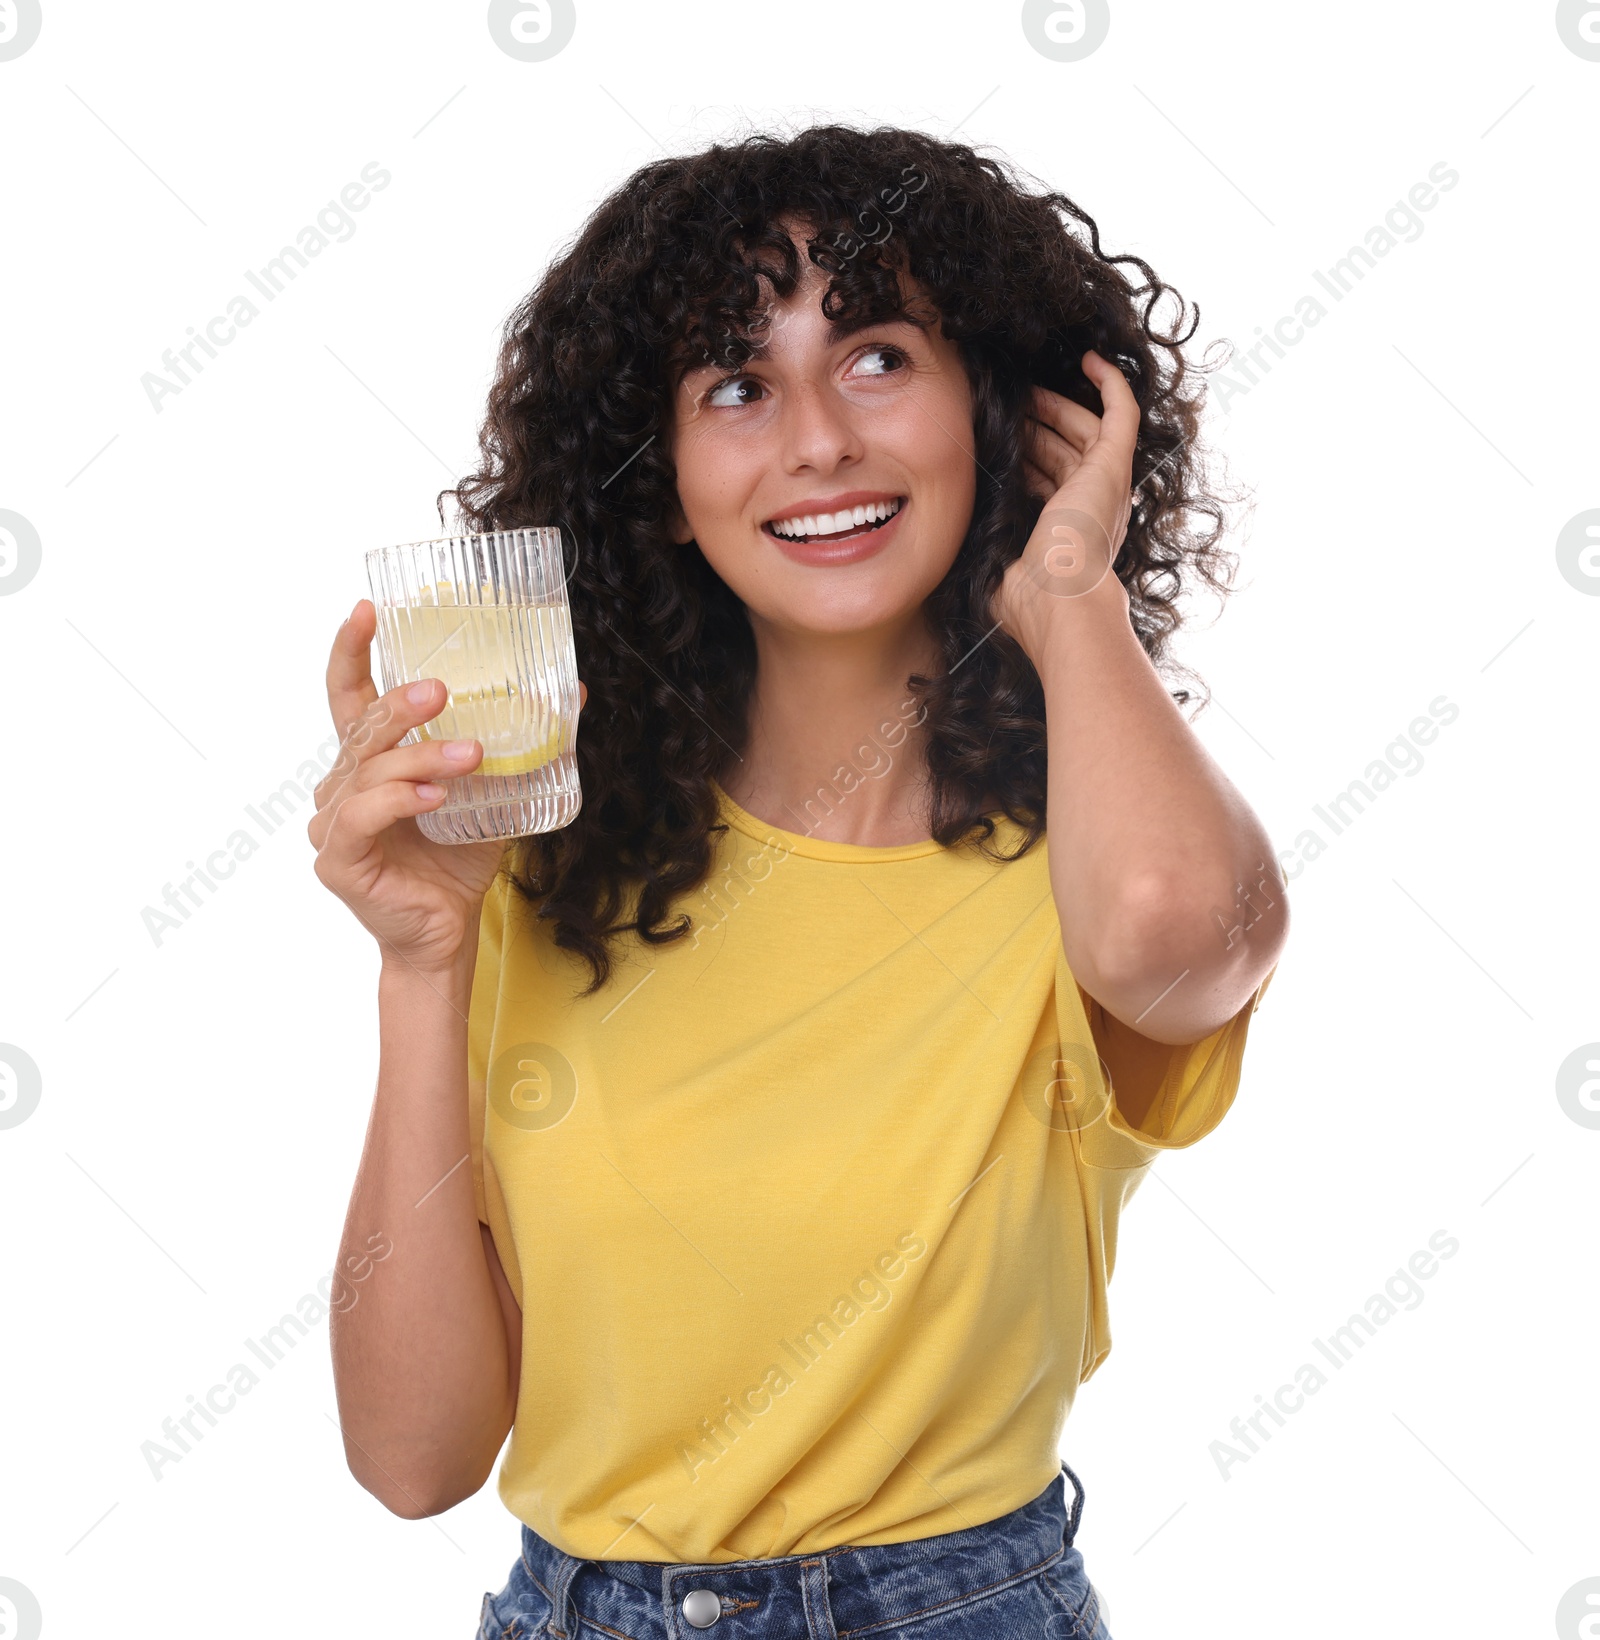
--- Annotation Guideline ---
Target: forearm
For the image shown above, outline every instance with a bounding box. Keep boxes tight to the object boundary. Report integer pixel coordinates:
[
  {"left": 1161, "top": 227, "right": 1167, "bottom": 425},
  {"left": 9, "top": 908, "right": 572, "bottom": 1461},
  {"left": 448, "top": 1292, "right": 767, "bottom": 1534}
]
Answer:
[
  {"left": 1033, "top": 578, "right": 1286, "bottom": 1043},
  {"left": 330, "top": 953, "right": 515, "bottom": 1516}
]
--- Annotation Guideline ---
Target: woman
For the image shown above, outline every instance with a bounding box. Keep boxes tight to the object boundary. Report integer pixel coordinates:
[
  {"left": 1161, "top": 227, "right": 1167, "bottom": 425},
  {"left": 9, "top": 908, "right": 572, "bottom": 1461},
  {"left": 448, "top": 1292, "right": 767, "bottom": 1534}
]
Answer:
[{"left": 309, "top": 124, "right": 1286, "bottom": 1638}]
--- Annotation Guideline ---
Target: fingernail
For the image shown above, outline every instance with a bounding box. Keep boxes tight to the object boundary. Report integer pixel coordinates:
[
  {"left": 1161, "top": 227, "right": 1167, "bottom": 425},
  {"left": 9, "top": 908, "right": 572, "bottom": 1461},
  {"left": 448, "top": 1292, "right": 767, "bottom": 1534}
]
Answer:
[
  {"left": 407, "top": 680, "right": 435, "bottom": 705},
  {"left": 443, "top": 739, "right": 477, "bottom": 761}
]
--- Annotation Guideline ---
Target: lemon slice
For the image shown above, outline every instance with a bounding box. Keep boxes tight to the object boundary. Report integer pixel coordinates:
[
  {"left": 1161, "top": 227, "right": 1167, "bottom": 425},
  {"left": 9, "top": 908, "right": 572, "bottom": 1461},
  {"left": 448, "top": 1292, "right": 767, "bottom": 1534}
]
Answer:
[
  {"left": 424, "top": 687, "right": 565, "bottom": 777},
  {"left": 379, "top": 599, "right": 573, "bottom": 779}
]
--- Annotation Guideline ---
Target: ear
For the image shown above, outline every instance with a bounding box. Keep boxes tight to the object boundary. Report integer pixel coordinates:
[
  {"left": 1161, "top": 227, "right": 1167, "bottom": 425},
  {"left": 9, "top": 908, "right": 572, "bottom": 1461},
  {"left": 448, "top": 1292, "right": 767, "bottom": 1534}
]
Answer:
[{"left": 666, "top": 497, "right": 694, "bottom": 546}]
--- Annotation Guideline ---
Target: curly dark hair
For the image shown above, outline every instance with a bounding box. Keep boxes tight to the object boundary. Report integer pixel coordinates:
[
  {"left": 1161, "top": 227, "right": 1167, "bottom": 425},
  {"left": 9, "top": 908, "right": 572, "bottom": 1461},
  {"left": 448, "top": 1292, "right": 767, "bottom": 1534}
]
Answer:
[{"left": 439, "top": 122, "right": 1240, "bottom": 996}]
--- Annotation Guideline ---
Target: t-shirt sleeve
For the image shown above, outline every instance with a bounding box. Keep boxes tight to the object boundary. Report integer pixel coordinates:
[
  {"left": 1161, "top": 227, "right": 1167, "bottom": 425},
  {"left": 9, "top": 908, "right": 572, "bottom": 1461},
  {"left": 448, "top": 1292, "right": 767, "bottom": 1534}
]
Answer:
[
  {"left": 1079, "top": 960, "right": 1278, "bottom": 1151},
  {"left": 465, "top": 871, "right": 509, "bottom": 1226}
]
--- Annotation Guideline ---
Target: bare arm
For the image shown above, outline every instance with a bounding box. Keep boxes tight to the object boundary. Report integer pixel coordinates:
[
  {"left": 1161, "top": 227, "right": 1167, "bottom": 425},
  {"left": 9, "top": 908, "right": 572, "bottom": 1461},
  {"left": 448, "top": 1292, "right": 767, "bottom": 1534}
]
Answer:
[
  {"left": 329, "top": 951, "right": 522, "bottom": 1517},
  {"left": 1032, "top": 570, "right": 1284, "bottom": 1047},
  {"left": 993, "top": 353, "right": 1287, "bottom": 1046},
  {"left": 307, "top": 600, "right": 574, "bottom": 1517}
]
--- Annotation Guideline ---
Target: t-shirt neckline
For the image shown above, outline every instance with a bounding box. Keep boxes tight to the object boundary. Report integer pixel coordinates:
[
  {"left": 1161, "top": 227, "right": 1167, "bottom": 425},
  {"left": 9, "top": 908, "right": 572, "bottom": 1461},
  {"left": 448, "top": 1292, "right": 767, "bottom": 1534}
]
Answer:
[{"left": 711, "top": 778, "right": 948, "bottom": 863}]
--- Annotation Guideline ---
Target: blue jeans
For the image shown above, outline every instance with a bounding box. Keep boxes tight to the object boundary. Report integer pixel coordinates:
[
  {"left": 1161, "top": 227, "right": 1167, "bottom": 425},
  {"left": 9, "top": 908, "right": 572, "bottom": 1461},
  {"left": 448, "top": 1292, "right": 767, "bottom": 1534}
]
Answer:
[{"left": 476, "top": 1460, "right": 1110, "bottom": 1638}]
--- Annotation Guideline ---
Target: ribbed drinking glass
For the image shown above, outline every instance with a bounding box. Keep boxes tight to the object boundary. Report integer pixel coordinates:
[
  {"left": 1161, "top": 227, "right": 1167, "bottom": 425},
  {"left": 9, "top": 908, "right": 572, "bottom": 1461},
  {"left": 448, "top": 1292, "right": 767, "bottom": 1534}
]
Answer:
[{"left": 364, "top": 529, "right": 581, "bottom": 844}]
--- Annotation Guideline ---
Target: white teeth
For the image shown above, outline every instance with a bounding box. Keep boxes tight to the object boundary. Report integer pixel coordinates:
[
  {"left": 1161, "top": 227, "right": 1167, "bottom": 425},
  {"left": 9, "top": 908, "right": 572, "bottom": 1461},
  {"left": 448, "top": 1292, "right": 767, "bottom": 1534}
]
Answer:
[{"left": 770, "top": 498, "right": 902, "bottom": 538}]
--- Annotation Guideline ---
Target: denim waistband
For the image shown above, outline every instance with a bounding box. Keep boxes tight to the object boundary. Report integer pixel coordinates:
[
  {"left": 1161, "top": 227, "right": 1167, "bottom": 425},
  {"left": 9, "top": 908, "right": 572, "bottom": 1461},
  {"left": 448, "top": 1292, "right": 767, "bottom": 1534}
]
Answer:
[{"left": 518, "top": 1460, "right": 1086, "bottom": 1639}]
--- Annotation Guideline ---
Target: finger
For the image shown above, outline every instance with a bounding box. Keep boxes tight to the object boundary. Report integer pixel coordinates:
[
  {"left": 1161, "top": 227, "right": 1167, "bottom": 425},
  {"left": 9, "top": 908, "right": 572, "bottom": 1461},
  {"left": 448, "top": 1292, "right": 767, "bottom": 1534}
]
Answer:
[
  {"left": 1023, "top": 442, "right": 1073, "bottom": 499},
  {"left": 1028, "top": 385, "right": 1101, "bottom": 452},
  {"left": 320, "top": 670, "right": 586, "bottom": 819},
  {"left": 1080, "top": 351, "right": 1142, "bottom": 459},
  {"left": 316, "top": 677, "right": 448, "bottom": 809},
  {"left": 327, "top": 598, "right": 381, "bottom": 740},
  {"left": 1025, "top": 415, "right": 1082, "bottom": 491},
  {"left": 346, "top": 736, "right": 484, "bottom": 800},
  {"left": 1024, "top": 411, "right": 1087, "bottom": 466},
  {"left": 1022, "top": 454, "right": 1058, "bottom": 503},
  {"left": 312, "top": 777, "right": 448, "bottom": 881},
  {"left": 1022, "top": 452, "right": 1062, "bottom": 501}
]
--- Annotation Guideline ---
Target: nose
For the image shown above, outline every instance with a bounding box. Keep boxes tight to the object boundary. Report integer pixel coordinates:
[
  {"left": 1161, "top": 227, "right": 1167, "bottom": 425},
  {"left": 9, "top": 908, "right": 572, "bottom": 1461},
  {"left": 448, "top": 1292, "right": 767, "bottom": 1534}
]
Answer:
[{"left": 779, "top": 378, "right": 864, "bottom": 475}]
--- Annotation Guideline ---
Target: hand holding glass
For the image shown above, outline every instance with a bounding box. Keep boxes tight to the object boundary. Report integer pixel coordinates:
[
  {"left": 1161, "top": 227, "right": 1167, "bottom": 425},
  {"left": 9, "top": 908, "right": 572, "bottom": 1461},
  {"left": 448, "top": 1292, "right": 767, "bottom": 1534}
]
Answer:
[{"left": 365, "top": 529, "right": 582, "bottom": 844}]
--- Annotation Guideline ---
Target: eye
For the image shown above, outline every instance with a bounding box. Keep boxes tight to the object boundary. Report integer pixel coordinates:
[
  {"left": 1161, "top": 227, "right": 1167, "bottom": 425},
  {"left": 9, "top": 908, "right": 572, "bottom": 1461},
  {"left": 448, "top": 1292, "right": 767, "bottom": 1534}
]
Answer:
[
  {"left": 850, "top": 344, "right": 909, "bottom": 379},
  {"left": 706, "top": 374, "right": 766, "bottom": 408}
]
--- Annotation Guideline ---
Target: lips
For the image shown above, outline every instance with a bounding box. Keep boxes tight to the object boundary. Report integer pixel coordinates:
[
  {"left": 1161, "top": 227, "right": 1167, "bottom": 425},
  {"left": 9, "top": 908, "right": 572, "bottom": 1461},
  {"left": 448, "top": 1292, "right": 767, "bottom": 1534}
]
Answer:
[
  {"left": 762, "top": 495, "right": 905, "bottom": 545},
  {"left": 763, "top": 494, "right": 908, "bottom": 566}
]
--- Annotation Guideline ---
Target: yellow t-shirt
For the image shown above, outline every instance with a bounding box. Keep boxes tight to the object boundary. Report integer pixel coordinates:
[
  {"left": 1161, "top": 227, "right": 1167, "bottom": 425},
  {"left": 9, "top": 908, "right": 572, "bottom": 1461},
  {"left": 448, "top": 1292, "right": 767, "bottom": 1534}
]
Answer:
[{"left": 466, "top": 779, "right": 1274, "bottom": 1563}]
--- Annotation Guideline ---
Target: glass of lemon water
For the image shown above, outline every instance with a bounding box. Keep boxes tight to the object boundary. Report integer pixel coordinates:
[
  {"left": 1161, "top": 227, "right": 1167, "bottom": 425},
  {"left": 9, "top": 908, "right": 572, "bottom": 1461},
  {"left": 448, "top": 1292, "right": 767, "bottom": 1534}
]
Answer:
[{"left": 365, "top": 528, "right": 581, "bottom": 844}]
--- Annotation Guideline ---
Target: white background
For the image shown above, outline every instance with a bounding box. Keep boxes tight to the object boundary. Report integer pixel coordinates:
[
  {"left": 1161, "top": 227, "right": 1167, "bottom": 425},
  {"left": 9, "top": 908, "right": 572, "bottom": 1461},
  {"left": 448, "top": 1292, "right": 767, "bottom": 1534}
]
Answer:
[{"left": 2, "top": 2, "right": 1597, "bottom": 1636}]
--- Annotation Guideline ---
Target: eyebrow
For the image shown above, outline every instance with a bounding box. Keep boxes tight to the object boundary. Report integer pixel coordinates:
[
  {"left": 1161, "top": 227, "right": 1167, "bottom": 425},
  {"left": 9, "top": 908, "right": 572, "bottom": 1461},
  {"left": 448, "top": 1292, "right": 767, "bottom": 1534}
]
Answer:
[{"left": 678, "top": 312, "right": 924, "bottom": 377}]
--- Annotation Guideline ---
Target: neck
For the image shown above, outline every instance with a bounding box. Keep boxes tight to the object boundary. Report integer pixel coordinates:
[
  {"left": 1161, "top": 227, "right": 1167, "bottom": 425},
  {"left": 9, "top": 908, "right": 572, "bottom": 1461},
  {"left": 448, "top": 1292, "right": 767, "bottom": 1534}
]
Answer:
[{"left": 719, "top": 613, "right": 941, "bottom": 846}]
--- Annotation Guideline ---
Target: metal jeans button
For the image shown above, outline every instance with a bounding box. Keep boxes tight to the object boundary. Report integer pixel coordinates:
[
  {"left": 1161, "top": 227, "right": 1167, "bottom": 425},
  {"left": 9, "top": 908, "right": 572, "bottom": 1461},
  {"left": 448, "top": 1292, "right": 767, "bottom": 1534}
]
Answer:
[{"left": 682, "top": 1587, "right": 722, "bottom": 1627}]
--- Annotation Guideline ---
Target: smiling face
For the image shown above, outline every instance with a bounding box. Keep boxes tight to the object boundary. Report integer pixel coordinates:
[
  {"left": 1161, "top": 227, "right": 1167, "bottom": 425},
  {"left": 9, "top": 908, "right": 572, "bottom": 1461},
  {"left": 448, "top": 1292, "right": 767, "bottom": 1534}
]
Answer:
[{"left": 667, "top": 242, "right": 977, "bottom": 641}]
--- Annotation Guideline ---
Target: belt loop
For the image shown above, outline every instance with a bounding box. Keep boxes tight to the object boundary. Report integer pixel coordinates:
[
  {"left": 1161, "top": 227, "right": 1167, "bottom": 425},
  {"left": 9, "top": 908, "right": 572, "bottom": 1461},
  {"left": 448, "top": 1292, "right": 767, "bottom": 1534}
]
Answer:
[
  {"left": 801, "top": 1555, "right": 840, "bottom": 1640},
  {"left": 1058, "top": 1458, "right": 1086, "bottom": 1548},
  {"left": 545, "top": 1549, "right": 589, "bottom": 1639}
]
